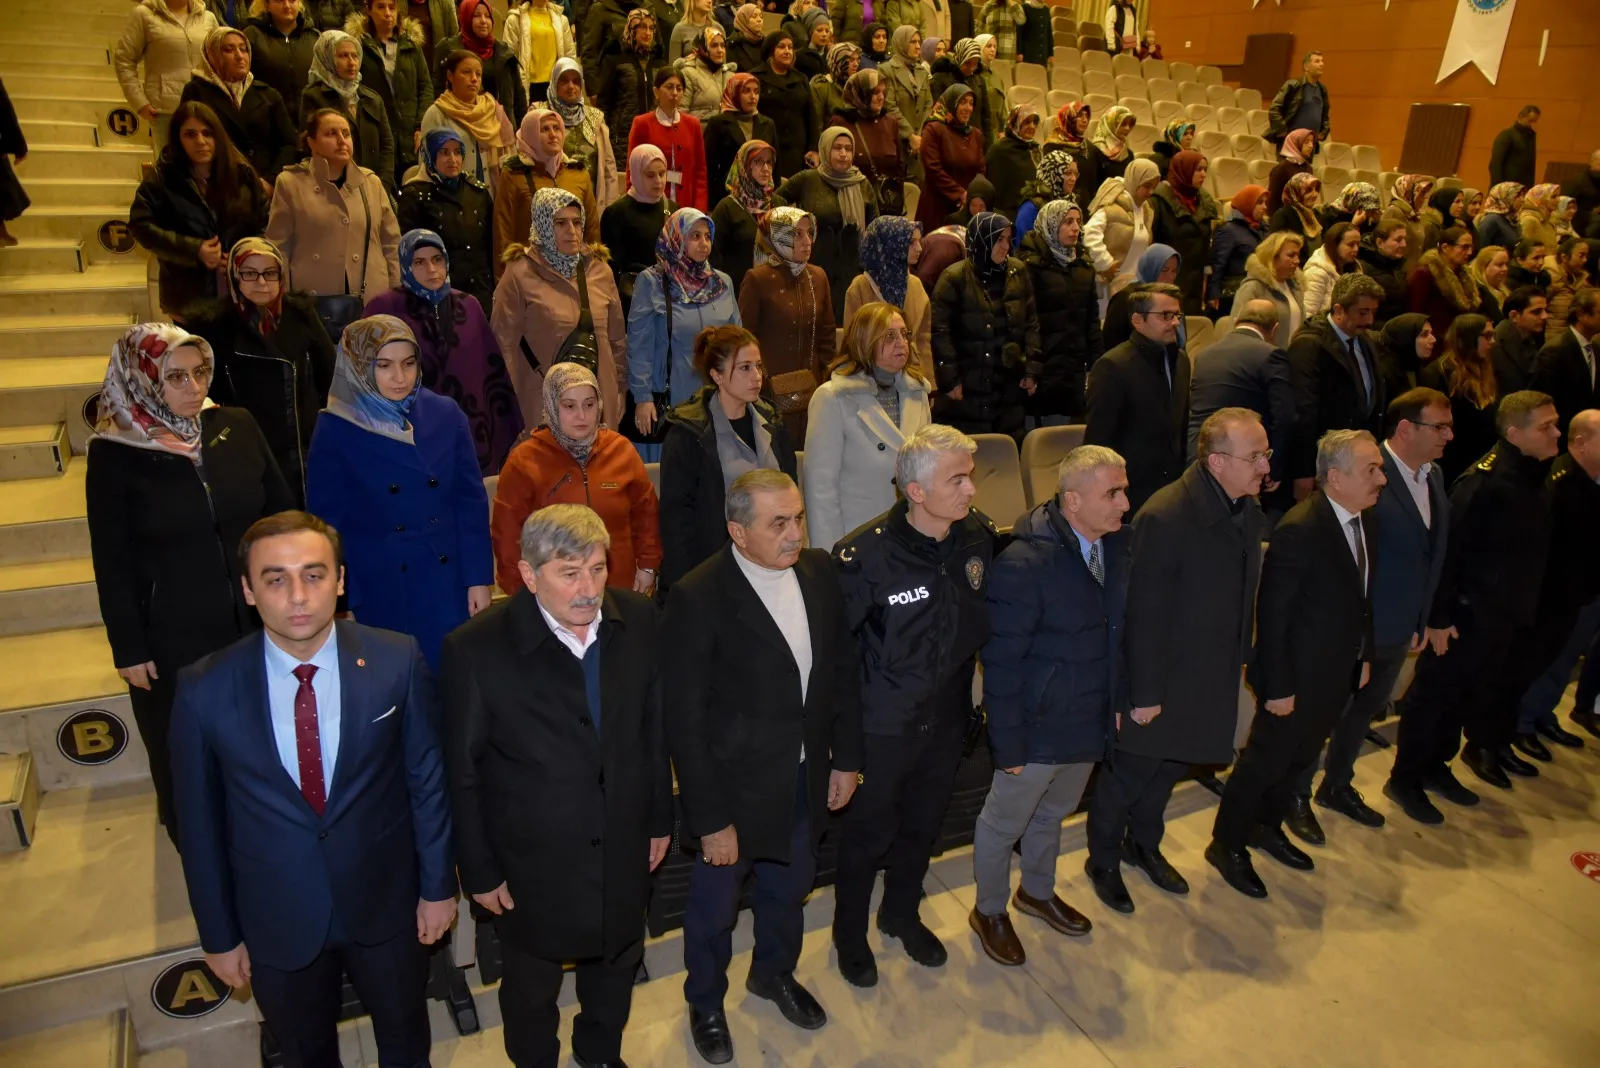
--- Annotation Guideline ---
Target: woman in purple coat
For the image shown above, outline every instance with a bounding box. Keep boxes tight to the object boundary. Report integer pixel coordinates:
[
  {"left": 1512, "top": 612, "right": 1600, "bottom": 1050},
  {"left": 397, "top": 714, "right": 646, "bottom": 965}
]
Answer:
[{"left": 364, "top": 227, "right": 523, "bottom": 473}]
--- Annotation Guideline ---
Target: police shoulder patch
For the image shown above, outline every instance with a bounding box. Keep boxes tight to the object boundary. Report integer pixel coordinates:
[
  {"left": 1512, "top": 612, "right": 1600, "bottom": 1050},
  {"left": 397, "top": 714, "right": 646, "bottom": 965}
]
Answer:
[{"left": 965, "top": 555, "right": 985, "bottom": 590}]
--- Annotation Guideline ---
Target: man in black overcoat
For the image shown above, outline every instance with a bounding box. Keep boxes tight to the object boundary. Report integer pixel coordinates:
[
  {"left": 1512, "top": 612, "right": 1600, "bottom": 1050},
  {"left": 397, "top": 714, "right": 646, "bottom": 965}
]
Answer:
[
  {"left": 1083, "top": 407, "right": 1269, "bottom": 914},
  {"left": 1285, "top": 273, "right": 1388, "bottom": 501},
  {"left": 664, "top": 470, "right": 864, "bottom": 1066},
  {"left": 441, "top": 503, "right": 673, "bottom": 1068}
]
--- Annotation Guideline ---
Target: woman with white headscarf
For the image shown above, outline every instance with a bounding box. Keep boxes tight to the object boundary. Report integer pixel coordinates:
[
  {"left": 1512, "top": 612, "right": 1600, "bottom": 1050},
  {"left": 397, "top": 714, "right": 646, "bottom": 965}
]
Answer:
[
  {"left": 545, "top": 57, "right": 621, "bottom": 206},
  {"left": 1082, "top": 156, "right": 1159, "bottom": 305},
  {"left": 299, "top": 28, "right": 396, "bottom": 191},
  {"left": 180, "top": 24, "right": 298, "bottom": 179}
]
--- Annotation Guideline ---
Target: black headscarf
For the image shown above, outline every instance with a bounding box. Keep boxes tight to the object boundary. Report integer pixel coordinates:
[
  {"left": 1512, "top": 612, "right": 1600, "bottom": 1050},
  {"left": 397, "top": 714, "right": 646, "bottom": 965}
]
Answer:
[{"left": 966, "top": 211, "right": 1013, "bottom": 288}]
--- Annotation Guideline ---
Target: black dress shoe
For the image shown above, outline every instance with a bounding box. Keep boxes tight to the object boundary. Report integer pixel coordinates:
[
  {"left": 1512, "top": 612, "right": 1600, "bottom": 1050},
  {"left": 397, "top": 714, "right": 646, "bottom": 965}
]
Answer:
[
  {"left": 1364, "top": 728, "right": 1393, "bottom": 749},
  {"left": 1196, "top": 771, "right": 1227, "bottom": 797},
  {"left": 1085, "top": 858, "right": 1134, "bottom": 914},
  {"left": 1130, "top": 843, "right": 1190, "bottom": 894},
  {"left": 1535, "top": 719, "right": 1585, "bottom": 748},
  {"left": 1315, "top": 784, "right": 1386, "bottom": 827},
  {"left": 1572, "top": 707, "right": 1600, "bottom": 740},
  {"left": 1494, "top": 743, "right": 1539, "bottom": 776},
  {"left": 689, "top": 1008, "right": 733, "bottom": 1064},
  {"left": 834, "top": 938, "right": 878, "bottom": 988},
  {"left": 745, "top": 971, "right": 826, "bottom": 1030},
  {"left": 1204, "top": 841, "right": 1268, "bottom": 898},
  {"left": 877, "top": 912, "right": 948, "bottom": 967},
  {"left": 1512, "top": 732, "right": 1553, "bottom": 763},
  {"left": 1422, "top": 767, "right": 1480, "bottom": 807},
  {"left": 1284, "top": 795, "right": 1326, "bottom": 845},
  {"left": 1461, "top": 744, "right": 1513, "bottom": 790},
  {"left": 1250, "top": 824, "right": 1314, "bottom": 871},
  {"left": 574, "top": 1056, "right": 629, "bottom": 1068},
  {"left": 1383, "top": 779, "right": 1444, "bottom": 825}
]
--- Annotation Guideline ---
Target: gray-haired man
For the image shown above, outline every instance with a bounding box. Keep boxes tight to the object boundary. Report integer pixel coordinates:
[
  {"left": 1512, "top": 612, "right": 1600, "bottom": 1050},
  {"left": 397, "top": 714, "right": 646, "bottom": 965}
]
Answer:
[
  {"left": 831, "top": 424, "right": 999, "bottom": 988},
  {"left": 969, "top": 446, "right": 1130, "bottom": 965},
  {"left": 441, "top": 504, "right": 673, "bottom": 1068}
]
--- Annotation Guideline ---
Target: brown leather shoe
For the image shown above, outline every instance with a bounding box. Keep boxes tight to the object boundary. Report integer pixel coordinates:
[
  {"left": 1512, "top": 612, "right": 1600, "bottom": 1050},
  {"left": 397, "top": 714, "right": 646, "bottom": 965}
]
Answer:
[
  {"left": 1013, "top": 888, "right": 1093, "bottom": 937},
  {"left": 968, "top": 907, "right": 1025, "bottom": 966}
]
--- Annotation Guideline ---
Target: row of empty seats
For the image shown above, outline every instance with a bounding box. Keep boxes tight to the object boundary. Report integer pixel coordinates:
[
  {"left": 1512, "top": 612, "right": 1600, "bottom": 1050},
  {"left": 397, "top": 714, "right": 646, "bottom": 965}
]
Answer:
[{"left": 996, "top": 55, "right": 1239, "bottom": 99}]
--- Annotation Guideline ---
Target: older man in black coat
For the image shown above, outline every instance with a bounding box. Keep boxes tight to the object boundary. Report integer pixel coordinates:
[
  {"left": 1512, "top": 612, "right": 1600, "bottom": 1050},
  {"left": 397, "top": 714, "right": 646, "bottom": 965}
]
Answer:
[
  {"left": 441, "top": 504, "right": 673, "bottom": 1068},
  {"left": 665, "top": 470, "right": 863, "bottom": 1065},
  {"left": 1083, "top": 407, "right": 1269, "bottom": 914}
]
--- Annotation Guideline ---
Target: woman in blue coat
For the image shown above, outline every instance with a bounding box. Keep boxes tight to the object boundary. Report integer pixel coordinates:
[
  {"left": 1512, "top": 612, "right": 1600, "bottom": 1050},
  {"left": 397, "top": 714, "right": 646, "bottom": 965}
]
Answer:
[{"left": 306, "top": 313, "right": 493, "bottom": 668}]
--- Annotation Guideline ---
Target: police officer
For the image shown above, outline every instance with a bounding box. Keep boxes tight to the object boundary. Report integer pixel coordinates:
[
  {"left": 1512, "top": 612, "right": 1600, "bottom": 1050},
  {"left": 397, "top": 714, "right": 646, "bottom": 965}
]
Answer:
[
  {"left": 830, "top": 424, "right": 998, "bottom": 988},
  {"left": 1388, "top": 391, "right": 1561, "bottom": 823}
]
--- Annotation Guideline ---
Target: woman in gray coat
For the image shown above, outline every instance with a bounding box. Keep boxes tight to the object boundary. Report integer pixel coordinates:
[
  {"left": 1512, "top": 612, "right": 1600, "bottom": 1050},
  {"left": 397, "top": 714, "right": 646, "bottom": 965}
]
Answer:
[{"left": 802, "top": 300, "right": 933, "bottom": 550}]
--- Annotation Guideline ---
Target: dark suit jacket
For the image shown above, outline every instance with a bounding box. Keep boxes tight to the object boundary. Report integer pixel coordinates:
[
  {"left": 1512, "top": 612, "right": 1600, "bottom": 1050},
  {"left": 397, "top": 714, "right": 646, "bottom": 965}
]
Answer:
[
  {"left": 1251, "top": 490, "right": 1376, "bottom": 714},
  {"left": 1491, "top": 318, "right": 1542, "bottom": 397},
  {"left": 1286, "top": 316, "right": 1387, "bottom": 481},
  {"left": 170, "top": 622, "right": 455, "bottom": 971},
  {"left": 1539, "top": 452, "right": 1600, "bottom": 618},
  {"left": 1184, "top": 326, "right": 1296, "bottom": 485},
  {"left": 1367, "top": 443, "right": 1449, "bottom": 648},
  {"left": 440, "top": 588, "right": 671, "bottom": 960},
  {"left": 1530, "top": 328, "right": 1600, "bottom": 440},
  {"left": 663, "top": 545, "right": 864, "bottom": 862},
  {"left": 1084, "top": 333, "right": 1192, "bottom": 516}
]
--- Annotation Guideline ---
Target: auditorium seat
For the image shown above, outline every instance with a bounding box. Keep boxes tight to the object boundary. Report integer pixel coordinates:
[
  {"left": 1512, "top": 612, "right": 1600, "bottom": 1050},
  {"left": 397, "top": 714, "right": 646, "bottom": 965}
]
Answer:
[
  {"left": 1186, "top": 103, "right": 1217, "bottom": 131},
  {"left": 1206, "top": 85, "right": 1236, "bottom": 111},
  {"left": 1168, "top": 61, "right": 1197, "bottom": 83},
  {"left": 1436, "top": 174, "right": 1463, "bottom": 190},
  {"left": 1015, "top": 62, "right": 1049, "bottom": 91},
  {"left": 1185, "top": 316, "right": 1215, "bottom": 356},
  {"left": 1153, "top": 99, "right": 1186, "bottom": 127},
  {"left": 1084, "top": 92, "right": 1115, "bottom": 118},
  {"left": 1053, "top": 46, "right": 1080, "bottom": 70},
  {"left": 1141, "top": 58, "right": 1168, "bottom": 80},
  {"left": 1210, "top": 156, "right": 1251, "bottom": 200},
  {"left": 1038, "top": 116, "right": 1056, "bottom": 141},
  {"left": 1320, "top": 166, "right": 1353, "bottom": 197},
  {"left": 1379, "top": 170, "right": 1403, "bottom": 206},
  {"left": 992, "top": 59, "right": 1013, "bottom": 89},
  {"left": 1126, "top": 123, "right": 1157, "bottom": 155},
  {"left": 1196, "top": 65, "right": 1224, "bottom": 86},
  {"left": 1121, "top": 98, "right": 1154, "bottom": 126},
  {"left": 1045, "top": 88, "right": 1079, "bottom": 113},
  {"left": 1080, "top": 49, "right": 1112, "bottom": 75},
  {"left": 1177, "top": 81, "right": 1208, "bottom": 108},
  {"left": 1052, "top": 69, "right": 1083, "bottom": 94},
  {"left": 1235, "top": 87, "right": 1263, "bottom": 112},
  {"left": 645, "top": 462, "right": 660, "bottom": 495},
  {"left": 1111, "top": 53, "right": 1142, "bottom": 79},
  {"left": 1246, "top": 109, "right": 1270, "bottom": 136},
  {"left": 483, "top": 475, "right": 498, "bottom": 522},
  {"left": 1248, "top": 158, "right": 1275, "bottom": 184},
  {"left": 1216, "top": 107, "right": 1247, "bottom": 137},
  {"left": 1352, "top": 144, "right": 1382, "bottom": 172},
  {"left": 1351, "top": 167, "right": 1382, "bottom": 193},
  {"left": 1146, "top": 76, "right": 1178, "bottom": 103},
  {"left": 1114, "top": 74, "right": 1147, "bottom": 99},
  {"left": 1008, "top": 84, "right": 1046, "bottom": 113},
  {"left": 795, "top": 449, "right": 804, "bottom": 490},
  {"left": 1053, "top": 29, "right": 1076, "bottom": 49},
  {"left": 1319, "top": 140, "right": 1355, "bottom": 172},
  {"left": 1213, "top": 315, "right": 1234, "bottom": 338},
  {"left": 1083, "top": 69, "right": 1116, "bottom": 97},
  {"left": 970, "top": 435, "right": 1028, "bottom": 533},
  {"left": 1196, "top": 129, "right": 1230, "bottom": 160},
  {"left": 1019, "top": 425, "right": 1086, "bottom": 509}
]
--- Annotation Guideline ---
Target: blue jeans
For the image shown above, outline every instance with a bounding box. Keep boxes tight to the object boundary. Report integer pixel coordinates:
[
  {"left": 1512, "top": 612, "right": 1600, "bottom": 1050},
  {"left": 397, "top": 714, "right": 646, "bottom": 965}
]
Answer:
[{"left": 1518, "top": 599, "right": 1600, "bottom": 732}]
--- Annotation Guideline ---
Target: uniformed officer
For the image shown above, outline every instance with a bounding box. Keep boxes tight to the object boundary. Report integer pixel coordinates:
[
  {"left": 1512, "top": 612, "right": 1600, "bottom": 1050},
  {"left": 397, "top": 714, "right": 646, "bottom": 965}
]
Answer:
[
  {"left": 1388, "top": 391, "right": 1561, "bottom": 823},
  {"left": 830, "top": 424, "right": 999, "bottom": 989}
]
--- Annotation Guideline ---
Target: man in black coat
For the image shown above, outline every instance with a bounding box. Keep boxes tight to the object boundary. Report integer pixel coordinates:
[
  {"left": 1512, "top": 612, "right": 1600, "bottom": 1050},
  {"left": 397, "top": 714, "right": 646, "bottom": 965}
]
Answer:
[
  {"left": 1286, "top": 273, "right": 1388, "bottom": 500},
  {"left": 1207, "top": 430, "right": 1382, "bottom": 898},
  {"left": 1388, "top": 392, "right": 1561, "bottom": 822},
  {"left": 1185, "top": 298, "right": 1295, "bottom": 491},
  {"left": 830, "top": 426, "right": 997, "bottom": 986},
  {"left": 1083, "top": 408, "right": 1269, "bottom": 914},
  {"left": 1085, "top": 281, "right": 1192, "bottom": 516},
  {"left": 1488, "top": 105, "right": 1540, "bottom": 189},
  {"left": 664, "top": 470, "right": 863, "bottom": 1065},
  {"left": 1267, "top": 50, "right": 1330, "bottom": 146},
  {"left": 1530, "top": 286, "right": 1600, "bottom": 441},
  {"left": 1564, "top": 150, "right": 1600, "bottom": 239},
  {"left": 441, "top": 504, "right": 672, "bottom": 1068},
  {"left": 1292, "top": 388, "right": 1453, "bottom": 834},
  {"left": 969, "top": 444, "right": 1128, "bottom": 965},
  {"left": 1491, "top": 287, "right": 1550, "bottom": 396}
]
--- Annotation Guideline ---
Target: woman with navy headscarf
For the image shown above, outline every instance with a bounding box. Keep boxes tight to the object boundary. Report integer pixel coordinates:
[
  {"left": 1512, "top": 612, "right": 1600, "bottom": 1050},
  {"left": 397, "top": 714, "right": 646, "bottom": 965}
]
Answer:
[
  {"left": 364, "top": 228, "right": 522, "bottom": 474},
  {"left": 397, "top": 127, "right": 497, "bottom": 311},
  {"left": 305, "top": 313, "right": 495, "bottom": 668}
]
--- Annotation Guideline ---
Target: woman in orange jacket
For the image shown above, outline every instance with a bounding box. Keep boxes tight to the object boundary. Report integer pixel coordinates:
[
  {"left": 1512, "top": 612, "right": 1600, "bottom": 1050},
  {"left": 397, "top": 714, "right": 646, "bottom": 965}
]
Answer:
[{"left": 490, "top": 361, "right": 664, "bottom": 595}]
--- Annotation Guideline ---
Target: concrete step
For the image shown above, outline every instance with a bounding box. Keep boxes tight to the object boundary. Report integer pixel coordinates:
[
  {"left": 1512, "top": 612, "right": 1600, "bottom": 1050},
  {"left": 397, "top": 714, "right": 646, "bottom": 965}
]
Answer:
[
  {"left": 11, "top": 209, "right": 149, "bottom": 268},
  {"left": 13, "top": 177, "right": 141, "bottom": 212},
  {"left": 0, "top": 463, "right": 90, "bottom": 573},
  {"left": 9, "top": 97, "right": 152, "bottom": 146},
  {"left": 0, "top": 357, "right": 110, "bottom": 452},
  {"left": 0, "top": 44, "right": 112, "bottom": 69},
  {"left": 0, "top": 557, "right": 100, "bottom": 638},
  {"left": 17, "top": 120, "right": 101, "bottom": 148},
  {"left": 0, "top": 625, "right": 124, "bottom": 719},
  {"left": 18, "top": 75, "right": 130, "bottom": 101},
  {"left": 0, "top": 315, "right": 130, "bottom": 359},
  {"left": 11, "top": 0, "right": 131, "bottom": 14},
  {"left": 6, "top": 12, "right": 132, "bottom": 37},
  {"left": 0, "top": 751, "right": 40, "bottom": 852},
  {"left": 0, "top": 423, "right": 68, "bottom": 481},
  {"left": 17, "top": 144, "right": 151, "bottom": 183},
  {"left": 0, "top": 264, "right": 148, "bottom": 318},
  {"left": 0, "top": 238, "right": 85, "bottom": 275},
  {"left": 0, "top": 62, "right": 119, "bottom": 89},
  {"left": 0, "top": 1010, "right": 133, "bottom": 1068}
]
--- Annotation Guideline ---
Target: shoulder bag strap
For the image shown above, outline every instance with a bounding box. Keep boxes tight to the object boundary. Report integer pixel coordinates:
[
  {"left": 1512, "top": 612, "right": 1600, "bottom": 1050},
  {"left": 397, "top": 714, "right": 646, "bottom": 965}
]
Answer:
[
  {"left": 576, "top": 256, "right": 594, "bottom": 333},
  {"left": 355, "top": 179, "right": 373, "bottom": 298},
  {"left": 661, "top": 265, "right": 673, "bottom": 397}
]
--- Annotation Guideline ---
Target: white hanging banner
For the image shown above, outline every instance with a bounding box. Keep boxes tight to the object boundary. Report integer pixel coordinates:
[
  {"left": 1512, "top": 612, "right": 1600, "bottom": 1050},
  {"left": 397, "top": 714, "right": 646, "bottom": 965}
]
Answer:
[
  {"left": 1436, "top": 0, "right": 1518, "bottom": 85},
  {"left": 1251, "top": 0, "right": 1281, "bottom": 7}
]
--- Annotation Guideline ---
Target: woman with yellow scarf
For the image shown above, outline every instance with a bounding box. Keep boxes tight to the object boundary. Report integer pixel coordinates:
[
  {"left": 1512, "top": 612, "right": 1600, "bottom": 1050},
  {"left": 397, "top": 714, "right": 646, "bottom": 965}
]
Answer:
[{"left": 420, "top": 48, "right": 514, "bottom": 193}]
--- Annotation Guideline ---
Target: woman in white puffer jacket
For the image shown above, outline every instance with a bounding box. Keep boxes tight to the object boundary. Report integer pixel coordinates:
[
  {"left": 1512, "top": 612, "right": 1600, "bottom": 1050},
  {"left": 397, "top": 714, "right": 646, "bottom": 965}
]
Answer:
[{"left": 114, "top": 0, "right": 218, "bottom": 153}]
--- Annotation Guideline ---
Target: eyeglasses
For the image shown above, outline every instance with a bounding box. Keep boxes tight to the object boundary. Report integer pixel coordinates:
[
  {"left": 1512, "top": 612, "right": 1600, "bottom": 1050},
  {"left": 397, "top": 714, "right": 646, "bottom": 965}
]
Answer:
[
  {"left": 1216, "top": 449, "right": 1273, "bottom": 465},
  {"left": 882, "top": 328, "right": 910, "bottom": 343},
  {"left": 1146, "top": 310, "right": 1184, "bottom": 322},
  {"left": 1410, "top": 420, "right": 1454, "bottom": 432},
  {"left": 236, "top": 267, "right": 281, "bottom": 283},
  {"left": 163, "top": 366, "right": 214, "bottom": 390}
]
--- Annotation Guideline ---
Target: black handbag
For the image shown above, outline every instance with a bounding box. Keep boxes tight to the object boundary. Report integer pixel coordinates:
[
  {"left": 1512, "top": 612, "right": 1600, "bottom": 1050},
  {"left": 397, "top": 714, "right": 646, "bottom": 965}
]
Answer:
[
  {"left": 550, "top": 262, "right": 601, "bottom": 376},
  {"left": 621, "top": 267, "right": 673, "bottom": 445},
  {"left": 314, "top": 179, "right": 374, "bottom": 344},
  {"left": 850, "top": 120, "right": 904, "bottom": 215},
  {"left": 963, "top": 701, "right": 988, "bottom": 757}
]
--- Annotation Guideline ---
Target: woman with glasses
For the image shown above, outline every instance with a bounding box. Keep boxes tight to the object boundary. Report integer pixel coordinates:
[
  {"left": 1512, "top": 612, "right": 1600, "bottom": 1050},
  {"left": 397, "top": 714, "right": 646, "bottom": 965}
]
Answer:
[
  {"left": 86, "top": 323, "right": 295, "bottom": 847},
  {"left": 184, "top": 237, "right": 337, "bottom": 503},
  {"left": 1418, "top": 313, "right": 1497, "bottom": 484}
]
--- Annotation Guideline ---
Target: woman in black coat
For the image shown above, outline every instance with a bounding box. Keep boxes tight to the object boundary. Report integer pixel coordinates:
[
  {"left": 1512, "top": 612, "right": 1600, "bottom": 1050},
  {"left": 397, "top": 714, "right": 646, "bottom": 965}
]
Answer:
[
  {"left": 930, "top": 211, "right": 1042, "bottom": 438},
  {"left": 0, "top": 76, "right": 27, "bottom": 246},
  {"left": 182, "top": 237, "right": 336, "bottom": 502},
  {"left": 709, "top": 139, "right": 781, "bottom": 295},
  {"left": 299, "top": 29, "right": 397, "bottom": 195},
  {"left": 1017, "top": 199, "right": 1101, "bottom": 421},
  {"left": 128, "top": 102, "right": 272, "bottom": 320},
  {"left": 659, "top": 325, "right": 797, "bottom": 588},
  {"left": 86, "top": 324, "right": 294, "bottom": 845},
  {"left": 397, "top": 128, "right": 496, "bottom": 310},
  {"left": 985, "top": 104, "right": 1040, "bottom": 221},
  {"left": 596, "top": 10, "right": 664, "bottom": 171},
  {"left": 703, "top": 71, "right": 779, "bottom": 201},
  {"left": 244, "top": 5, "right": 321, "bottom": 108},
  {"left": 1149, "top": 151, "right": 1220, "bottom": 314},
  {"left": 180, "top": 27, "right": 298, "bottom": 181},
  {"left": 352, "top": 3, "right": 435, "bottom": 185},
  {"left": 754, "top": 31, "right": 819, "bottom": 181}
]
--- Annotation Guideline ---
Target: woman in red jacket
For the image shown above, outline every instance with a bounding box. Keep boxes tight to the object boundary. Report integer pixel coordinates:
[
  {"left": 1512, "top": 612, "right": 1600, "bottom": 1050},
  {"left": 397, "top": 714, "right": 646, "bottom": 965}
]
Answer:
[
  {"left": 489, "top": 361, "right": 664, "bottom": 596},
  {"left": 627, "top": 66, "right": 709, "bottom": 211},
  {"left": 916, "top": 83, "right": 985, "bottom": 233}
]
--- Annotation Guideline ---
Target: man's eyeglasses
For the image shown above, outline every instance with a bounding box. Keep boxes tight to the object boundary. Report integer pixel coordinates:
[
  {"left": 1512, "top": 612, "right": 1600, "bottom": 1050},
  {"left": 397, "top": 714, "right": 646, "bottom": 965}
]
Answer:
[
  {"left": 1146, "top": 310, "right": 1184, "bottom": 322},
  {"left": 236, "top": 268, "right": 282, "bottom": 283},
  {"left": 1410, "top": 419, "right": 1454, "bottom": 433},
  {"left": 163, "top": 367, "right": 214, "bottom": 390},
  {"left": 1217, "top": 449, "right": 1273, "bottom": 465}
]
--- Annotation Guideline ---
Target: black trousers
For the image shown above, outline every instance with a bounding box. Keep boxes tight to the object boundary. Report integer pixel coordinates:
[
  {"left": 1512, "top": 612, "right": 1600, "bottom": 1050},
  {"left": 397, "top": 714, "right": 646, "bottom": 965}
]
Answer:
[
  {"left": 832, "top": 711, "right": 966, "bottom": 945},
  {"left": 498, "top": 934, "right": 641, "bottom": 1068},
  {"left": 127, "top": 670, "right": 179, "bottom": 845},
  {"left": 250, "top": 922, "right": 431, "bottom": 1068},
  {"left": 1393, "top": 609, "right": 1516, "bottom": 787},
  {"left": 681, "top": 775, "right": 814, "bottom": 1013},
  {"left": 1213, "top": 690, "right": 1351, "bottom": 852},
  {"left": 1084, "top": 750, "right": 1190, "bottom": 870},
  {"left": 1294, "top": 641, "right": 1410, "bottom": 796}
]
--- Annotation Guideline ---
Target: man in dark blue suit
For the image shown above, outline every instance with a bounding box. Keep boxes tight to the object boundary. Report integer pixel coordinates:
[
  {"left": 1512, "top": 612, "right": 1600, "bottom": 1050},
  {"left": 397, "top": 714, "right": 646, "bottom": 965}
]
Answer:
[
  {"left": 170, "top": 510, "right": 456, "bottom": 1068},
  {"left": 1185, "top": 299, "right": 1296, "bottom": 496}
]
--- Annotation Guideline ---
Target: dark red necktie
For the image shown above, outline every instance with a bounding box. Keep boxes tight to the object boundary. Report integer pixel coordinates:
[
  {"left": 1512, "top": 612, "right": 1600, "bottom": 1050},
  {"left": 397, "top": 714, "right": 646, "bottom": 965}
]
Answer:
[{"left": 292, "top": 664, "right": 327, "bottom": 815}]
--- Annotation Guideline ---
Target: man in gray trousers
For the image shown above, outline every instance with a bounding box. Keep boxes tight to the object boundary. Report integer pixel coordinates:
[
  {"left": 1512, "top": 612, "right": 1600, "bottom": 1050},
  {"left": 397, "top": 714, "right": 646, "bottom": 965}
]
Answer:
[{"left": 968, "top": 446, "right": 1132, "bottom": 964}]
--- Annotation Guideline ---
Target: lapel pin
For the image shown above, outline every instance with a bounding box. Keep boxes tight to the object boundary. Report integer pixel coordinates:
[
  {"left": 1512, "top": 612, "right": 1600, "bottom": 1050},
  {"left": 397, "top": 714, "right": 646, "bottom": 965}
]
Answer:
[{"left": 356, "top": 658, "right": 366, "bottom": 667}]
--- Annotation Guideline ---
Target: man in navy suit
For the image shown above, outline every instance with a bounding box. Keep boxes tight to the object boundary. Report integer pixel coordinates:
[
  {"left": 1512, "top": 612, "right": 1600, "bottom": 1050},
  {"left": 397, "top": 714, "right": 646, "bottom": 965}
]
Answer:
[{"left": 170, "top": 510, "right": 456, "bottom": 1068}]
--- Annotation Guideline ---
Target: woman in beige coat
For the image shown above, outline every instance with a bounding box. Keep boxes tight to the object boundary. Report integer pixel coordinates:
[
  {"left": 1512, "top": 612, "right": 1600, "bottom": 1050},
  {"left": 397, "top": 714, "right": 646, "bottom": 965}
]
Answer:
[
  {"left": 265, "top": 108, "right": 401, "bottom": 304},
  {"left": 491, "top": 187, "right": 628, "bottom": 432},
  {"left": 114, "top": 0, "right": 218, "bottom": 152},
  {"left": 1081, "top": 157, "right": 1159, "bottom": 307}
]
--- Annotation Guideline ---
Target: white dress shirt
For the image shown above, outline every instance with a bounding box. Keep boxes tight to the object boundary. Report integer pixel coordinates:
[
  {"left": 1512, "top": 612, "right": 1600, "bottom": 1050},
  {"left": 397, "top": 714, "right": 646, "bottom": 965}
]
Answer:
[
  {"left": 264, "top": 627, "right": 342, "bottom": 791},
  {"left": 538, "top": 600, "right": 602, "bottom": 659},
  {"left": 1384, "top": 441, "right": 1432, "bottom": 529},
  {"left": 1327, "top": 496, "right": 1368, "bottom": 588}
]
